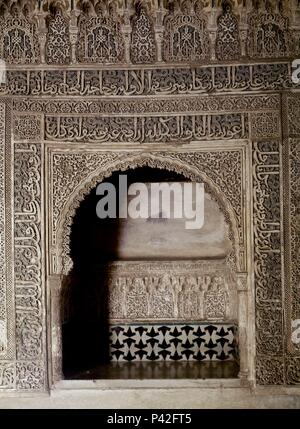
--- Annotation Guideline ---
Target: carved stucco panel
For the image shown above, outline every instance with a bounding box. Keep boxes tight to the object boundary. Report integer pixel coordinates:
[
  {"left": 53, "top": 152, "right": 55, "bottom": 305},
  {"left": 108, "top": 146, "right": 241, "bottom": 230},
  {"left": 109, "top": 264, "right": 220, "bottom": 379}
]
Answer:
[
  {"left": 0, "top": 100, "right": 14, "bottom": 363},
  {"left": 253, "top": 141, "right": 285, "bottom": 385},
  {"left": 13, "top": 114, "right": 42, "bottom": 142},
  {"left": 283, "top": 94, "right": 300, "bottom": 383},
  {"left": 250, "top": 112, "right": 280, "bottom": 139},
  {"left": 0, "top": 362, "right": 15, "bottom": 389},
  {"left": 14, "top": 143, "right": 46, "bottom": 389},
  {"left": 0, "top": 102, "right": 7, "bottom": 356}
]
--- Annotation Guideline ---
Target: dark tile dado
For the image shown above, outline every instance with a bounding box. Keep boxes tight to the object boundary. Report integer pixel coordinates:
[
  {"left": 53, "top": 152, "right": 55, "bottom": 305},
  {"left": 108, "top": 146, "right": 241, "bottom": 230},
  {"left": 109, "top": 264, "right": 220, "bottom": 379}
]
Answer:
[{"left": 109, "top": 323, "right": 238, "bottom": 362}]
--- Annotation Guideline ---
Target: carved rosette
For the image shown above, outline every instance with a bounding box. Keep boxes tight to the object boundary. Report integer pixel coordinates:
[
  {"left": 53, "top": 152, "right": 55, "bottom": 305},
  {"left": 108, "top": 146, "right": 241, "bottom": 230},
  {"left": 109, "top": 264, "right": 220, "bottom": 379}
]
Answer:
[{"left": 13, "top": 114, "right": 42, "bottom": 141}]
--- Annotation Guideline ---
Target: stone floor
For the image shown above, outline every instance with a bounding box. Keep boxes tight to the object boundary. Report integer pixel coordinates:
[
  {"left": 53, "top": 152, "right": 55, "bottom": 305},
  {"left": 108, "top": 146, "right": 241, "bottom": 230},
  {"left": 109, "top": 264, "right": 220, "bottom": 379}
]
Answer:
[{"left": 1, "top": 385, "right": 300, "bottom": 409}]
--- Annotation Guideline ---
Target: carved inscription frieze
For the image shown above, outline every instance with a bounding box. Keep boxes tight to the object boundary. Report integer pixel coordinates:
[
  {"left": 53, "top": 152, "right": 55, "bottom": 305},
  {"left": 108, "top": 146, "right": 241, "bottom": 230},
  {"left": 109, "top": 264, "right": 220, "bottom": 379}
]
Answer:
[
  {"left": 4, "top": 64, "right": 295, "bottom": 97},
  {"left": 44, "top": 113, "right": 248, "bottom": 143}
]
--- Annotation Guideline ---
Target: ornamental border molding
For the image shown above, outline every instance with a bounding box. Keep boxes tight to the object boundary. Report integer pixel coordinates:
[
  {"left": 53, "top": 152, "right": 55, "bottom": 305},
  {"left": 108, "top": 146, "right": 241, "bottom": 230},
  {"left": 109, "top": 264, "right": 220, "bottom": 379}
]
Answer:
[
  {"left": 12, "top": 94, "right": 281, "bottom": 115},
  {"left": 0, "top": 100, "right": 14, "bottom": 364},
  {"left": 282, "top": 94, "right": 300, "bottom": 379}
]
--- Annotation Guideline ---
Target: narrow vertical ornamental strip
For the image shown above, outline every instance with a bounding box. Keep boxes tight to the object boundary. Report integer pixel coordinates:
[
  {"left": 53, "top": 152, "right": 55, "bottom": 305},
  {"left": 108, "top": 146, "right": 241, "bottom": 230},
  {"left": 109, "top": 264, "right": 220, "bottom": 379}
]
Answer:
[
  {"left": 0, "top": 102, "right": 7, "bottom": 357},
  {"left": 14, "top": 143, "right": 45, "bottom": 390},
  {"left": 253, "top": 141, "right": 284, "bottom": 384},
  {"left": 45, "top": 9, "right": 71, "bottom": 65},
  {"left": 130, "top": 8, "right": 156, "bottom": 64},
  {"left": 290, "top": 138, "right": 300, "bottom": 336}
]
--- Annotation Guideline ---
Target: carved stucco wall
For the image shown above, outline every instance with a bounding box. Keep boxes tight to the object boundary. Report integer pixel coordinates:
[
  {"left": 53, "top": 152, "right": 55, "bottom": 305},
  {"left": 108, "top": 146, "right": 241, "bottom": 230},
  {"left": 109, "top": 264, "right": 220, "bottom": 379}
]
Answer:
[{"left": 0, "top": 0, "right": 299, "bottom": 391}]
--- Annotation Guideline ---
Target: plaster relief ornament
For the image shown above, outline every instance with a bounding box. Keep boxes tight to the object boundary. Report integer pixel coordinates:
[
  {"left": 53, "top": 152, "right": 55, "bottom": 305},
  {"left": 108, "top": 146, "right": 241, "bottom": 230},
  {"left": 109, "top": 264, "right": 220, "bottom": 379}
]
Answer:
[
  {"left": 45, "top": 6, "right": 71, "bottom": 64},
  {"left": 163, "top": 0, "right": 210, "bottom": 62},
  {"left": 0, "top": 1, "right": 40, "bottom": 64},
  {"left": 77, "top": 0, "right": 125, "bottom": 63},
  {"left": 204, "top": 276, "right": 228, "bottom": 319},
  {"left": 215, "top": 1, "right": 241, "bottom": 61},
  {"left": 247, "top": 5, "right": 294, "bottom": 58},
  {"left": 130, "top": 6, "right": 156, "bottom": 64}
]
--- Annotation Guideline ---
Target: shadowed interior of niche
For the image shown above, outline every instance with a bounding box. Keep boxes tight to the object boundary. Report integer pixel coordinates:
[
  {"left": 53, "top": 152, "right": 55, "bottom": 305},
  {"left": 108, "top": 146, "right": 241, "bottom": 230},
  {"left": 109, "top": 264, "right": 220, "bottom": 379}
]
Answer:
[{"left": 61, "top": 166, "right": 239, "bottom": 379}]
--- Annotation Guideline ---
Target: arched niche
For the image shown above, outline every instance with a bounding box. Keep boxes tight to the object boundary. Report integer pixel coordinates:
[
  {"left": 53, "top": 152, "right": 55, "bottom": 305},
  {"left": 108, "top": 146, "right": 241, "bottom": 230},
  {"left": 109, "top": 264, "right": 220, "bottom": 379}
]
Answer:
[
  {"left": 48, "top": 153, "right": 249, "bottom": 384},
  {"left": 54, "top": 154, "right": 241, "bottom": 276}
]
